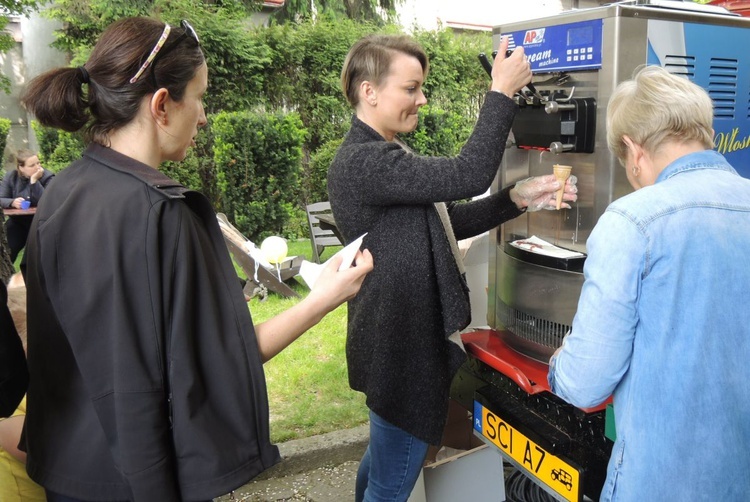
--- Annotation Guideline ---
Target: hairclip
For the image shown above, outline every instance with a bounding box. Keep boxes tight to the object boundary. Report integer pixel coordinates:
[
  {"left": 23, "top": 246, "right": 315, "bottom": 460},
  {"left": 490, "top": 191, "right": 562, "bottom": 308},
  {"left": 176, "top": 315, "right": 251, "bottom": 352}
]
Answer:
[{"left": 129, "top": 24, "right": 171, "bottom": 84}]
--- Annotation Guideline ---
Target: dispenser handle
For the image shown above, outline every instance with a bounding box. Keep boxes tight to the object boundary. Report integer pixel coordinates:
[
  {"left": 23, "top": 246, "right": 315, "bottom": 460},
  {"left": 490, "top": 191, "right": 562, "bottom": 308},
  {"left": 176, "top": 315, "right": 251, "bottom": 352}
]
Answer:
[
  {"left": 478, "top": 53, "right": 493, "bottom": 78},
  {"left": 506, "top": 49, "right": 542, "bottom": 100},
  {"left": 479, "top": 50, "right": 543, "bottom": 101},
  {"left": 545, "top": 101, "right": 576, "bottom": 114},
  {"left": 550, "top": 142, "right": 575, "bottom": 154}
]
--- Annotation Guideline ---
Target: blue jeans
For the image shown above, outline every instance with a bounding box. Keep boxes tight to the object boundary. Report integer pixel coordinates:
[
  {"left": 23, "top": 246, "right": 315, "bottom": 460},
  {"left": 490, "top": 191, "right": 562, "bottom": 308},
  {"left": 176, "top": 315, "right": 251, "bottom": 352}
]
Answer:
[{"left": 356, "top": 410, "right": 429, "bottom": 502}]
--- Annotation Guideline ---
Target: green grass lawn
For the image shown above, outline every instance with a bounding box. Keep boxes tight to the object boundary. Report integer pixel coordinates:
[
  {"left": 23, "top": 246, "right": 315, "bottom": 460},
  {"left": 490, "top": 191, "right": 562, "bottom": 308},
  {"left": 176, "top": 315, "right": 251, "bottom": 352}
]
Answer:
[{"left": 245, "top": 239, "right": 369, "bottom": 443}]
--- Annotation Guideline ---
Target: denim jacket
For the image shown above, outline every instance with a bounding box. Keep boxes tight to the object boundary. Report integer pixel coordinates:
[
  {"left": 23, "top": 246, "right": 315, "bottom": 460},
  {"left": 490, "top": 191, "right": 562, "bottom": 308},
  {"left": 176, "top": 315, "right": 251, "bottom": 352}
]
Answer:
[{"left": 548, "top": 150, "right": 750, "bottom": 501}]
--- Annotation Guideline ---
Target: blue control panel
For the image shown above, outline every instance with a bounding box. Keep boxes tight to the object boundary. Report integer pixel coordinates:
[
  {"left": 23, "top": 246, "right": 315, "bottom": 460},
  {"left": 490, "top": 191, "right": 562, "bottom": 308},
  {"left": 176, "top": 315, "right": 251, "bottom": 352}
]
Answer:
[{"left": 504, "top": 19, "right": 603, "bottom": 73}]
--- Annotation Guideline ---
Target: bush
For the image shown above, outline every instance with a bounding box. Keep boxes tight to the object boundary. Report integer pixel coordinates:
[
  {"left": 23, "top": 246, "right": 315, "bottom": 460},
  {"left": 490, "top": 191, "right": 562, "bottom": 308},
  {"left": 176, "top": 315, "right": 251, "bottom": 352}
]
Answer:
[
  {"left": 0, "top": 117, "right": 12, "bottom": 279},
  {"left": 212, "top": 110, "right": 307, "bottom": 241},
  {"left": 198, "top": 14, "right": 272, "bottom": 114},
  {"left": 31, "top": 122, "right": 85, "bottom": 173},
  {"left": 282, "top": 203, "right": 310, "bottom": 241},
  {"left": 162, "top": 156, "right": 203, "bottom": 193},
  {"left": 414, "top": 28, "right": 491, "bottom": 121},
  {"left": 0, "top": 118, "right": 10, "bottom": 162},
  {"left": 401, "top": 104, "right": 474, "bottom": 156},
  {"left": 162, "top": 118, "right": 215, "bottom": 194},
  {"left": 306, "top": 137, "right": 342, "bottom": 203},
  {"left": 260, "top": 17, "right": 375, "bottom": 154}
]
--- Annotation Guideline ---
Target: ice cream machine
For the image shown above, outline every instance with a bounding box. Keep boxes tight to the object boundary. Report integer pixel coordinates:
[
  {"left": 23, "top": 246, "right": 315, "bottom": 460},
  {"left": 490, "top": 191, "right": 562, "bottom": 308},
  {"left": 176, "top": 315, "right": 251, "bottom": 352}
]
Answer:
[{"left": 453, "top": 2, "right": 750, "bottom": 501}]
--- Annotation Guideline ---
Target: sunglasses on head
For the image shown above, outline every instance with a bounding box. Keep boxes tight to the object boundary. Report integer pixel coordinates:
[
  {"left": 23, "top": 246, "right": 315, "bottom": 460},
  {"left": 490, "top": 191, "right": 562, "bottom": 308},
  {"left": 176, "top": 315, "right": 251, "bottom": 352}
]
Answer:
[{"left": 129, "top": 20, "right": 200, "bottom": 86}]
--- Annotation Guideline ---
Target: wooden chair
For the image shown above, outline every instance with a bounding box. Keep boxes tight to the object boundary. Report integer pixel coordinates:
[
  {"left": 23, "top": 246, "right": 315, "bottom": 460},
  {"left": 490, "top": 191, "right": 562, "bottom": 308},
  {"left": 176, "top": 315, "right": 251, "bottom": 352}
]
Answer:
[
  {"left": 217, "top": 213, "right": 301, "bottom": 299},
  {"left": 305, "top": 201, "right": 343, "bottom": 264}
]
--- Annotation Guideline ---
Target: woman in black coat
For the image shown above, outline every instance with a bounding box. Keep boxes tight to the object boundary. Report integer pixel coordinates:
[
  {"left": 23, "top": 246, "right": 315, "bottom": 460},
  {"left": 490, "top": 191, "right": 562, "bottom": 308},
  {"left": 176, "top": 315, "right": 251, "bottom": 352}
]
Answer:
[{"left": 19, "top": 16, "right": 372, "bottom": 502}]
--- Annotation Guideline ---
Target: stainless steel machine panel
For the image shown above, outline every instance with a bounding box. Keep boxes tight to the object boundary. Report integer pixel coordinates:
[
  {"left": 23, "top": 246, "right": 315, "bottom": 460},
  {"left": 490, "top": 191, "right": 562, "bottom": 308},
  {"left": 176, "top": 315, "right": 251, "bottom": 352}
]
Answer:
[{"left": 487, "top": 2, "right": 750, "bottom": 361}]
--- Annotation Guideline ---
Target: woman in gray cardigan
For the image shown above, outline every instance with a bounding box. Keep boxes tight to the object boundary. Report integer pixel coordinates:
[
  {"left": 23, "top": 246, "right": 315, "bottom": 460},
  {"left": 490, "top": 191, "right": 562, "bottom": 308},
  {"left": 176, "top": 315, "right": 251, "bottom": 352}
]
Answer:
[{"left": 328, "top": 34, "right": 578, "bottom": 502}]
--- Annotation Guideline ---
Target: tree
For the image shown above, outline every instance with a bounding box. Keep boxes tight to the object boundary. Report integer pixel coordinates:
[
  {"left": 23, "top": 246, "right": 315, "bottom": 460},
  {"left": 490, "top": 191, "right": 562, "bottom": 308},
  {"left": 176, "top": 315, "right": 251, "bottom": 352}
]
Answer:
[
  {"left": 270, "top": 0, "right": 402, "bottom": 24},
  {"left": 259, "top": 17, "right": 378, "bottom": 153},
  {"left": 43, "top": 0, "right": 271, "bottom": 114},
  {"left": 0, "top": 0, "right": 42, "bottom": 93},
  {"left": 0, "top": 0, "right": 40, "bottom": 18}
]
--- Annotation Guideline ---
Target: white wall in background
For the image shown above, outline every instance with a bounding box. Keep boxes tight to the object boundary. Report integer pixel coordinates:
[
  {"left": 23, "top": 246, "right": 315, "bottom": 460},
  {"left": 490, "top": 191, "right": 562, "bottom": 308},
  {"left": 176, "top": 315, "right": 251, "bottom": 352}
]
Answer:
[
  {"left": 397, "top": 0, "right": 565, "bottom": 31},
  {"left": 0, "top": 12, "right": 65, "bottom": 167}
]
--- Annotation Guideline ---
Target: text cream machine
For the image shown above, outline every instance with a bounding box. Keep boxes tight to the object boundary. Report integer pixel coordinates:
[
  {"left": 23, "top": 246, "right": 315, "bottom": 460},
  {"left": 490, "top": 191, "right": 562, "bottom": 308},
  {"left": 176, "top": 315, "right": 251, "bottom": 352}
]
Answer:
[{"left": 452, "top": 2, "right": 750, "bottom": 501}]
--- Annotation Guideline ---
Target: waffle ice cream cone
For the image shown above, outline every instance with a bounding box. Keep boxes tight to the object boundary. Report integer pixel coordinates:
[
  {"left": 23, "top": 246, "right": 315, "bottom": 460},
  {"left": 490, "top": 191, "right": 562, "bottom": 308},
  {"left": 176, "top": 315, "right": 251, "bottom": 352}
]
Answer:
[{"left": 553, "top": 164, "right": 572, "bottom": 210}]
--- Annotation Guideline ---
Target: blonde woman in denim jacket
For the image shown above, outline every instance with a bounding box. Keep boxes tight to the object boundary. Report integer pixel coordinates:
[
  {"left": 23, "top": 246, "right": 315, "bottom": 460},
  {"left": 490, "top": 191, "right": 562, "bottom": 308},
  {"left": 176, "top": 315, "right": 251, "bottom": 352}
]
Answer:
[{"left": 549, "top": 65, "right": 750, "bottom": 501}]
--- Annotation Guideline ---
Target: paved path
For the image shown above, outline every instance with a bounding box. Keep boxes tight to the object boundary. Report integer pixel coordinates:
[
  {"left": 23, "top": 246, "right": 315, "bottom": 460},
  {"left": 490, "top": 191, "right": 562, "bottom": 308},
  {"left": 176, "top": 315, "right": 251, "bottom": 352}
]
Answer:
[
  {"left": 212, "top": 423, "right": 552, "bottom": 502},
  {"left": 215, "top": 424, "right": 369, "bottom": 502},
  {"left": 216, "top": 461, "right": 360, "bottom": 502}
]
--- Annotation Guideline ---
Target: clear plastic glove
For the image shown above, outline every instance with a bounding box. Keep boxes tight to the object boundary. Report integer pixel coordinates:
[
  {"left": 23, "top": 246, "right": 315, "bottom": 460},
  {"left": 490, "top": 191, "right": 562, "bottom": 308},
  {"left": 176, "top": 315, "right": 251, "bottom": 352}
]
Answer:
[{"left": 511, "top": 174, "right": 578, "bottom": 212}]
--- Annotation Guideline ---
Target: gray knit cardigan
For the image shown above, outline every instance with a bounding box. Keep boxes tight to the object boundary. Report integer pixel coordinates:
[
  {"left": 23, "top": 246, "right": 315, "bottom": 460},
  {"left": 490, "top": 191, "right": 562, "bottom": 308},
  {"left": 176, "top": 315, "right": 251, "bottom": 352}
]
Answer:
[{"left": 327, "top": 91, "right": 523, "bottom": 444}]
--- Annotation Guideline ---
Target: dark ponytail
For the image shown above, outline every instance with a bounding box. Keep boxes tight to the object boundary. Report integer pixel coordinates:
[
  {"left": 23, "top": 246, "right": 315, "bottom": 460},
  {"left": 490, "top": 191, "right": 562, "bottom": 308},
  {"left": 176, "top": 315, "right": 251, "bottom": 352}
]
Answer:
[
  {"left": 20, "top": 17, "right": 204, "bottom": 146},
  {"left": 21, "top": 66, "right": 89, "bottom": 132}
]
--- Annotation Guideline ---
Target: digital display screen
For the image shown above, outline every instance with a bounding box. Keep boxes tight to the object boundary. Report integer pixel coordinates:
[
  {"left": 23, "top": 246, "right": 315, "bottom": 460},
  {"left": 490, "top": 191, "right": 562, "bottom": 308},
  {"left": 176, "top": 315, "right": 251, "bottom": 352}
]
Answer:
[{"left": 567, "top": 26, "right": 593, "bottom": 46}]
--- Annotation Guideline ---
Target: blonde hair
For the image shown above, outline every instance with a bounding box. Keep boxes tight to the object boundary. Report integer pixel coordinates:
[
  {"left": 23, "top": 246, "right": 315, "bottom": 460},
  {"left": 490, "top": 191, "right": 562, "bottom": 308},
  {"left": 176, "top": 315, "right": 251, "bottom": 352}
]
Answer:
[
  {"left": 606, "top": 65, "right": 714, "bottom": 164},
  {"left": 341, "top": 34, "right": 429, "bottom": 108},
  {"left": 14, "top": 149, "right": 37, "bottom": 169}
]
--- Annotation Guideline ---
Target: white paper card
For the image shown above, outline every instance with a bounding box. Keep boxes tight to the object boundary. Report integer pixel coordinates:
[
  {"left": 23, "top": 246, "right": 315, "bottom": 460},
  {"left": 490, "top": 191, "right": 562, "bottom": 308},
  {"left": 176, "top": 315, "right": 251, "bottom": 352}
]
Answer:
[
  {"left": 510, "top": 235, "right": 585, "bottom": 259},
  {"left": 299, "top": 233, "right": 367, "bottom": 289}
]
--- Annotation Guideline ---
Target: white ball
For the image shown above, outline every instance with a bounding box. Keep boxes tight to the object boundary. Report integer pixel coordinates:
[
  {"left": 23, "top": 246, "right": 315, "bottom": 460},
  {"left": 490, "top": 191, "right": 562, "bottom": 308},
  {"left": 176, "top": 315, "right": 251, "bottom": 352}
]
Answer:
[{"left": 260, "top": 236, "right": 288, "bottom": 264}]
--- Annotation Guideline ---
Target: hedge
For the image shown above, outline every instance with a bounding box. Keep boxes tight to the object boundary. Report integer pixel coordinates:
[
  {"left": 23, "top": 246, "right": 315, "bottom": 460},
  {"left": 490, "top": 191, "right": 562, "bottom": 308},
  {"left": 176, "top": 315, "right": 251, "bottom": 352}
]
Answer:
[
  {"left": 0, "top": 117, "right": 11, "bottom": 164},
  {"left": 212, "top": 110, "right": 307, "bottom": 241}
]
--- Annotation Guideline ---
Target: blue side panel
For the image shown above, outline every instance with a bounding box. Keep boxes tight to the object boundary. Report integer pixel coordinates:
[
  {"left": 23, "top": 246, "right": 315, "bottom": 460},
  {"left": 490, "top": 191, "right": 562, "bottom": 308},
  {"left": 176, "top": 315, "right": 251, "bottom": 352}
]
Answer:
[{"left": 648, "top": 21, "right": 750, "bottom": 179}]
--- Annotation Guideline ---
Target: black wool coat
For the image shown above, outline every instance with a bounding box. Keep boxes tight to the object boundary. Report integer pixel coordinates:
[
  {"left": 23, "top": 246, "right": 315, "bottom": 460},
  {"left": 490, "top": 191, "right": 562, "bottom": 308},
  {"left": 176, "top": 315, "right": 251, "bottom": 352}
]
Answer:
[{"left": 328, "top": 91, "right": 524, "bottom": 445}]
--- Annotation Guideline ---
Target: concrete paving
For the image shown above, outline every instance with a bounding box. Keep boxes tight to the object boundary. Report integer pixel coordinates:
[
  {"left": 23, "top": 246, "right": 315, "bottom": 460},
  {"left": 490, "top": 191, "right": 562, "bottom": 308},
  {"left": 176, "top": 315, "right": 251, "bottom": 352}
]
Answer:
[
  {"left": 215, "top": 424, "right": 369, "bottom": 502},
  {"left": 211, "top": 423, "right": 551, "bottom": 502},
  {"left": 216, "top": 461, "right": 361, "bottom": 502}
]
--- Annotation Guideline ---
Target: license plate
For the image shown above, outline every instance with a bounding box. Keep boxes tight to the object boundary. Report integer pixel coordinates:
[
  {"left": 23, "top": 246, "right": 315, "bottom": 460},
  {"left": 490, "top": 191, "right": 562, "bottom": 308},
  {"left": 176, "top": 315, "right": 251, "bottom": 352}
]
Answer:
[{"left": 474, "top": 401, "right": 581, "bottom": 502}]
